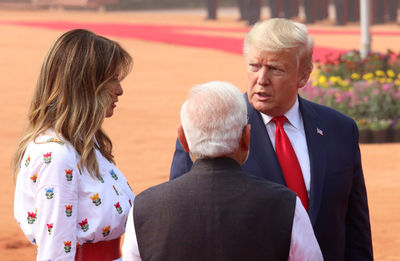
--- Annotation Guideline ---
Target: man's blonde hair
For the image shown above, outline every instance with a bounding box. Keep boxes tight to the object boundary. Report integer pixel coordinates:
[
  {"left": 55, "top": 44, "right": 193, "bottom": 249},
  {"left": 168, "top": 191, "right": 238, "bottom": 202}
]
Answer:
[{"left": 243, "top": 18, "right": 313, "bottom": 69}]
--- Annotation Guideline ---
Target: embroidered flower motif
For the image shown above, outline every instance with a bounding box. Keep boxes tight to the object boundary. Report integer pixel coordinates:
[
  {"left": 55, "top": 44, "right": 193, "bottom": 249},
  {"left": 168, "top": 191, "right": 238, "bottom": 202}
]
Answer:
[
  {"left": 110, "top": 169, "right": 118, "bottom": 180},
  {"left": 77, "top": 164, "right": 82, "bottom": 175},
  {"left": 65, "top": 205, "right": 73, "bottom": 217},
  {"left": 27, "top": 212, "right": 36, "bottom": 224},
  {"left": 114, "top": 202, "right": 123, "bottom": 214},
  {"left": 113, "top": 185, "right": 119, "bottom": 196},
  {"left": 46, "top": 223, "right": 53, "bottom": 235},
  {"left": 25, "top": 155, "right": 31, "bottom": 167},
  {"left": 43, "top": 152, "right": 52, "bottom": 164},
  {"left": 102, "top": 226, "right": 110, "bottom": 237},
  {"left": 97, "top": 175, "right": 104, "bottom": 183},
  {"left": 64, "top": 241, "right": 72, "bottom": 253},
  {"left": 90, "top": 193, "right": 102, "bottom": 206},
  {"left": 46, "top": 137, "right": 64, "bottom": 145},
  {"left": 30, "top": 173, "right": 38, "bottom": 183},
  {"left": 78, "top": 219, "right": 89, "bottom": 232},
  {"left": 45, "top": 187, "right": 54, "bottom": 199},
  {"left": 65, "top": 169, "right": 73, "bottom": 181},
  {"left": 127, "top": 181, "right": 133, "bottom": 192}
]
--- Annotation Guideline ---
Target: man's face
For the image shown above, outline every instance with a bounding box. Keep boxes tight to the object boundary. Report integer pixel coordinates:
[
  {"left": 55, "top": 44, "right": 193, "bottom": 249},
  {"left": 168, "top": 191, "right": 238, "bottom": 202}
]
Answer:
[{"left": 246, "top": 46, "right": 307, "bottom": 117}]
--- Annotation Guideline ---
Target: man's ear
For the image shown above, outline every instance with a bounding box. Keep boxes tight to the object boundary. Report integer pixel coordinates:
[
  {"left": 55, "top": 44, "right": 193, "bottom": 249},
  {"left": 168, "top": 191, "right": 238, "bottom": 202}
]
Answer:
[
  {"left": 241, "top": 124, "right": 251, "bottom": 152},
  {"left": 298, "top": 64, "right": 313, "bottom": 88},
  {"left": 177, "top": 125, "right": 190, "bottom": 153}
]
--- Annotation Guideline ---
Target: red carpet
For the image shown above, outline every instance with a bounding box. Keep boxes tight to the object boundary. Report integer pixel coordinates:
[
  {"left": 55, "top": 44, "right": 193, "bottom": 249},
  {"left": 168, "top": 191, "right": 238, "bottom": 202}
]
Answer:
[{"left": 3, "top": 20, "right": 395, "bottom": 62}]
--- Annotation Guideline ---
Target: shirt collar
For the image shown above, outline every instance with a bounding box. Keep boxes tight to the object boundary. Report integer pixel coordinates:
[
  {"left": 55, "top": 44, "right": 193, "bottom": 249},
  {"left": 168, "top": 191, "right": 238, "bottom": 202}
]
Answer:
[{"left": 260, "top": 97, "right": 302, "bottom": 130}]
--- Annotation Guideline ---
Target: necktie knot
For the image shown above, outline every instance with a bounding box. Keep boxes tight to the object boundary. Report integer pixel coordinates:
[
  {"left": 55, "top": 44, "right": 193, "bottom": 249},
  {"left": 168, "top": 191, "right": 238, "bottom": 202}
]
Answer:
[{"left": 273, "top": 116, "right": 287, "bottom": 128}]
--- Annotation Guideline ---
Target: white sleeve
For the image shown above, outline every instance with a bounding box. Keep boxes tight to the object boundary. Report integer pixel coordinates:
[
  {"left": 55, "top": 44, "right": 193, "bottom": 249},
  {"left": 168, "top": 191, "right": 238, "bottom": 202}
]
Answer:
[
  {"left": 288, "top": 197, "right": 323, "bottom": 261},
  {"left": 33, "top": 145, "right": 79, "bottom": 260},
  {"left": 122, "top": 205, "right": 142, "bottom": 261}
]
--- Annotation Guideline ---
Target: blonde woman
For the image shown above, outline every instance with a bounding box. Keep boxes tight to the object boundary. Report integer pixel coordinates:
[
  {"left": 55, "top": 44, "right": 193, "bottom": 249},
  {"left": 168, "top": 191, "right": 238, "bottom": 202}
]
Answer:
[{"left": 13, "top": 29, "right": 134, "bottom": 261}]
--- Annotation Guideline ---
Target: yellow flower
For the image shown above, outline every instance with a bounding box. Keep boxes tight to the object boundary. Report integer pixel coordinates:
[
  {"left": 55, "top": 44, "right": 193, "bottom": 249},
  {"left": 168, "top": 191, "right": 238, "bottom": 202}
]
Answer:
[
  {"left": 397, "top": 73, "right": 400, "bottom": 79},
  {"left": 328, "top": 76, "right": 337, "bottom": 84},
  {"left": 363, "top": 73, "right": 374, "bottom": 80},
  {"left": 395, "top": 79, "right": 400, "bottom": 85},
  {"left": 387, "top": 69, "right": 395, "bottom": 78},
  {"left": 379, "top": 78, "right": 386, "bottom": 84},
  {"left": 351, "top": 73, "right": 360, "bottom": 80},
  {"left": 375, "top": 70, "right": 385, "bottom": 77},
  {"left": 318, "top": 75, "right": 328, "bottom": 88},
  {"left": 318, "top": 75, "right": 327, "bottom": 84},
  {"left": 386, "top": 78, "right": 393, "bottom": 83}
]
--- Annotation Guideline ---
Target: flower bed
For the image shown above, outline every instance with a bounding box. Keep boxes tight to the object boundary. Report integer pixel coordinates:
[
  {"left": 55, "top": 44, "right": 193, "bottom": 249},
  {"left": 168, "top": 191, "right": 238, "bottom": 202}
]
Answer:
[{"left": 300, "top": 50, "right": 400, "bottom": 143}]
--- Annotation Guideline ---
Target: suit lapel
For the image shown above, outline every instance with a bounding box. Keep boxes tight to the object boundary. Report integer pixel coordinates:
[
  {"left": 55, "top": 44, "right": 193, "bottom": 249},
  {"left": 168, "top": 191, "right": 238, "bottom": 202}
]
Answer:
[
  {"left": 245, "top": 93, "right": 286, "bottom": 184},
  {"left": 299, "top": 97, "right": 327, "bottom": 225}
]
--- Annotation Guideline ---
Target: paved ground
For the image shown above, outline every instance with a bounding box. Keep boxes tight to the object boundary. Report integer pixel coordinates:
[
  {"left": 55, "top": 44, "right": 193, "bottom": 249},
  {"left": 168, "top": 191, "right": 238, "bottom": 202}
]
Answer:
[{"left": 0, "top": 7, "right": 399, "bottom": 260}]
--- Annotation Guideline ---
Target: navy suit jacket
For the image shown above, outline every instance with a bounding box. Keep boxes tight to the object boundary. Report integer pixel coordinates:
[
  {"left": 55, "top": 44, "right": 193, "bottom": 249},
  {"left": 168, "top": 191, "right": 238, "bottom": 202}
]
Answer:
[{"left": 170, "top": 94, "right": 373, "bottom": 261}]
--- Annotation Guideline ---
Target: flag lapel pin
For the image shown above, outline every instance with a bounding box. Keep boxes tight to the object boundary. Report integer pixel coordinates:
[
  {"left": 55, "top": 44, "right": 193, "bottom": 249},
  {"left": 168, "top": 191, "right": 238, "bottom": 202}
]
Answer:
[{"left": 317, "top": 128, "right": 324, "bottom": 136}]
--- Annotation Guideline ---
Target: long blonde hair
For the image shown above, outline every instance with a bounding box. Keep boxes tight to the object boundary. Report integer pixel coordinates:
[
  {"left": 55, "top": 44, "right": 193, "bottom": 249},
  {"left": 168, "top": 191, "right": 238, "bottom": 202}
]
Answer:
[{"left": 13, "top": 29, "right": 133, "bottom": 178}]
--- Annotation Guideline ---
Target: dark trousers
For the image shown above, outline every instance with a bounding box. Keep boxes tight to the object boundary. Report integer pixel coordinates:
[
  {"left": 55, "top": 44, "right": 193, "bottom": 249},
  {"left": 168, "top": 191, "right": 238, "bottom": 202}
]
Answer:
[
  {"left": 388, "top": 0, "right": 398, "bottom": 22},
  {"left": 270, "top": 0, "right": 299, "bottom": 19},
  {"left": 238, "top": 0, "right": 246, "bottom": 20},
  {"left": 315, "top": 0, "right": 329, "bottom": 21},
  {"left": 303, "top": 0, "right": 317, "bottom": 23},
  {"left": 206, "top": 0, "right": 217, "bottom": 19},
  {"left": 245, "top": 0, "right": 261, "bottom": 25},
  {"left": 334, "top": 0, "right": 347, "bottom": 25}
]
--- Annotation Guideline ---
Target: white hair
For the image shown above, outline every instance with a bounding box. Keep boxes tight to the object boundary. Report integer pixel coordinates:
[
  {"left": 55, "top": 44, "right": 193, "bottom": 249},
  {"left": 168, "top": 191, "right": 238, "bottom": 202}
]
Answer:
[
  {"left": 180, "top": 81, "right": 248, "bottom": 159},
  {"left": 243, "top": 18, "right": 314, "bottom": 68}
]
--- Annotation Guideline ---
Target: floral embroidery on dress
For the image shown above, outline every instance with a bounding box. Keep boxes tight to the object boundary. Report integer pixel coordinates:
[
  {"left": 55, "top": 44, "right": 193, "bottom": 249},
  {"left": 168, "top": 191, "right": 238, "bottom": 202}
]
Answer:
[
  {"left": 64, "top": 241, "right": 72, "bottom": 253},
  {"left": 46, "top": 223, "right": 53, "bottom": 235},
  {"left": 65, "top": 205, "right": 72, "bottom": 217},
  {"left": 102, "top": 226, "right": 110, "bottom": 237},
  {"left": 110, "top": 170, "right": 118, "bottom": 180},
  {"left": 30, "top": 173, "right": 38, "bottom": 183},
  {"left": 65, "top": 169, "right": 73, "bottom": 181},
  {"left": 25, "top": 155, "right": 31, "bottom": 167},
  {"left": 127, "top": 181, "right": 133, "bottom": 192},
  {"left": 112, "top": 185, "right": 119, "bottom": 196},
  {"left": 46, "top": 137, "right": 64, "bottom": 145},
  {"left": 27, "top": 211, "right": 37, "bottom": 224},
  {"left": 114, "top": 202, "right": 123, "bottom": 214},
  {"left": 90, "top": 193, "right": 102, "bottom": 206},
  {"left": 97, "top": 175, "right": 104, "bottom": 183},
  {"left": 79, "top": 219, "right": 89, "bottom": 232},
  {"left": 45, "top": 188, "right": 54, "bottom": 199},
  {"left": 43, "top": 152, "right": 52, "bottom": 164},
  {"left": 15, "top": 133, "right": 135, "bottom": 260}
]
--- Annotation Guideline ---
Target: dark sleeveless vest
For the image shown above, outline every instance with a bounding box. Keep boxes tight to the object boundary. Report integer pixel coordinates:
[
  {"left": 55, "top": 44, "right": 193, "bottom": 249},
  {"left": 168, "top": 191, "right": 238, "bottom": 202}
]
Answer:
[{"left": 133, "top": 157, "right": 296, "bottom": 261}]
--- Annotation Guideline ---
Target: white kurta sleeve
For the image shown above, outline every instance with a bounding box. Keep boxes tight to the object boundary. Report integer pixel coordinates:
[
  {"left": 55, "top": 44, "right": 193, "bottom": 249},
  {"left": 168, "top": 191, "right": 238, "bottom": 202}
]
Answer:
[
  {"left": 32, "top": 144, "right": 79, "bottom": 260},
  {"left": 288, "top": 197, "right": 323, "bottom": 261},
  {"left": 122, "top": 205, "right": 142, "bottom": 261}
]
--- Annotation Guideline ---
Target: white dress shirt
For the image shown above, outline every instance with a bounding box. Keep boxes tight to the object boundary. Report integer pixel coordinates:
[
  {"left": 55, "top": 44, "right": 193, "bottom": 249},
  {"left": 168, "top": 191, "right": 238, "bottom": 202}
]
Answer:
[
  {"left": 122, "top": 197, "right": 323, "bottom": 261},
  {"left": 260, "top": 97, "right": 311, "bottom": 196}
]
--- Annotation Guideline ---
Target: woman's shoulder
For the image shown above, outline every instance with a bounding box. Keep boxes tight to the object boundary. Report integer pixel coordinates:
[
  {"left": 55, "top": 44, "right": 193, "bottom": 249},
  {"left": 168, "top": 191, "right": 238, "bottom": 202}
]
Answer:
[{"left": 25, "top": 130, "right": 77, "bottom": 163}]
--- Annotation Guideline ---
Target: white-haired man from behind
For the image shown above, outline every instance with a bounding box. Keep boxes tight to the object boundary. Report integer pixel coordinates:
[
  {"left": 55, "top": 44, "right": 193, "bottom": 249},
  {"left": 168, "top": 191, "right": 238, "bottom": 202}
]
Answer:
[{"left": 122, "top": 81, "right": 322, "bottom": 261}]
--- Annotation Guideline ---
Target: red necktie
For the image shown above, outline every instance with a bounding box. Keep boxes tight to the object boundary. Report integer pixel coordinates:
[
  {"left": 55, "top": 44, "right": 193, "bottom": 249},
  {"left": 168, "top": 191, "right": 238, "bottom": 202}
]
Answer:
[{"left": 273, "top": 116, "right": 309, "bottom": 210}]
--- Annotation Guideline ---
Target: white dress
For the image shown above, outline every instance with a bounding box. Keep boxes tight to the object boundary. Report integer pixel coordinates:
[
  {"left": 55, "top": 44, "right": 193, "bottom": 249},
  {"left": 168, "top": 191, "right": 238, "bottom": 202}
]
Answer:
[{"left": 14, "top": 129, "right": 135, "bottom": 260}]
